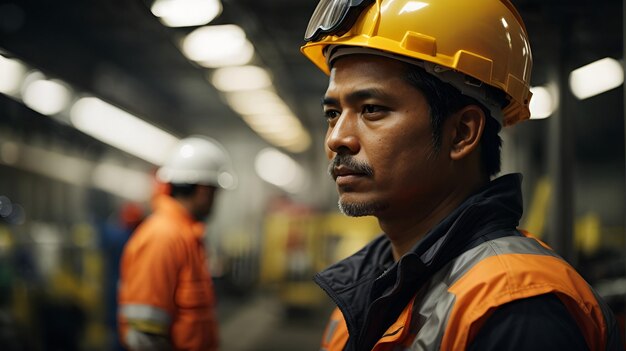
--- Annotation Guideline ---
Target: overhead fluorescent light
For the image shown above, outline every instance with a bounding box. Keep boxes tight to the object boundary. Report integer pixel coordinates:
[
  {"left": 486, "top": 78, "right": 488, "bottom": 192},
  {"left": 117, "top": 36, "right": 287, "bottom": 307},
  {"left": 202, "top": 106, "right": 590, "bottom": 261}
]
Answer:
[
  {"left": 569, "top": 57, "right": 624, "bottom": 100},
  {"left": 272, "top": 132, "right": 311, "bottom": 153},
  {"left": 9, "top": 142, "right": 92, "bottom": 186},
  {"left": 22, "top": 74, "right": 72, "bottom": 115},
  {"left": 0, "top": 142, "right": 19, "bottom": 165},
  {"left": 181, "top": 25, "right": 254, "bottom": 67},
  {"left": 0, "top": 55, "right": 26, "bottom": 95},
  {"left": 92, "top": 162, "right": 153, "bottom": 201},
  {"left": 225, "top": 89, "right": 291, "bottom": 115},
  {"left": 70, "top": 97, "right": 180, "bottom": 165},
  {"left": 243, "top": 114, "right": 311, "bottom": 153},
  {"left": 0, "top": 140, "right": 152, "bottom": 201},
  {"left": 210, "top": 65, "right": 272, "bottom": 92},
  {"left": 242, "top": 113, "right": 301, "bottom": 133},
  {"left": 255, "top": 148, "right": 306, "bottom": 193},
  {"left": 224, "top": 89, "right": 311, "bottom": 152},
  {"left": 151, "top": 0, "right": 222, "bottom": 27},
  {"left": 529, "top": 85, "right": 556, "bottom": 119}
]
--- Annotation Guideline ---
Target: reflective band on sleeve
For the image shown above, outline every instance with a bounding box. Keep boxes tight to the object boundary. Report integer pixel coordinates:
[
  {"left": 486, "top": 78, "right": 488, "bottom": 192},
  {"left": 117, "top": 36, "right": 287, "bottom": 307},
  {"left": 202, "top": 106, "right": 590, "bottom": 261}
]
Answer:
[
  {"left": 324, "top": 319, "right": 339, "bottom": 344},
  {"left": 125, "top": 327, "right": 172, "bottom": 350},
  {"left": 128, "top": 320, "right": 169, "bottom": 335},
  {"left": 120, "top": 304, "right": 172, "bottom": 326}
]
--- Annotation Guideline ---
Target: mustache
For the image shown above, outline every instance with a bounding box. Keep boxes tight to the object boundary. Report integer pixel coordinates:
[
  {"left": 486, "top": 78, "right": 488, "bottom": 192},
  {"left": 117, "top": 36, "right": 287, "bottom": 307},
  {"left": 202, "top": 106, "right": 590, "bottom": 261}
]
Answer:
[{"left": 328, "top": 154, "right": 374, "bottom": 179}]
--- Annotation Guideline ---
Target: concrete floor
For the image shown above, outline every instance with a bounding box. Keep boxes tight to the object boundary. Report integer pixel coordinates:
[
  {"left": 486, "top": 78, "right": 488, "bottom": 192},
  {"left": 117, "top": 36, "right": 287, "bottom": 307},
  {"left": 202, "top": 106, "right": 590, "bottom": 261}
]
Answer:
[{"left": 219, "top": 293, "right": 333, "bottom": 351}]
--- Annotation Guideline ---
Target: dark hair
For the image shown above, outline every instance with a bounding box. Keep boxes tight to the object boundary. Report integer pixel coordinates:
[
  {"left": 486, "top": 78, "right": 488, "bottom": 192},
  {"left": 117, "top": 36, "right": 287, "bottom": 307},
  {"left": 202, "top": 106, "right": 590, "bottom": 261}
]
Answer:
[
  {"left": 169, "top": 183, "right": 198, "bottom": 198},
  {"left": 404, "top": 64, "right": 505, "bottom": 177}
]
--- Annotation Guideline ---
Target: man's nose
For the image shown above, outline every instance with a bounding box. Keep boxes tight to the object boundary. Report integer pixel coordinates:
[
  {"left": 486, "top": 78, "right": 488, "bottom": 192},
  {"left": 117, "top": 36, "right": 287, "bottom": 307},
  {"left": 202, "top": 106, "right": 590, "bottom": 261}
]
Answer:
[{"left": 326, "top": 112, "right": 360, "bottom": 156}]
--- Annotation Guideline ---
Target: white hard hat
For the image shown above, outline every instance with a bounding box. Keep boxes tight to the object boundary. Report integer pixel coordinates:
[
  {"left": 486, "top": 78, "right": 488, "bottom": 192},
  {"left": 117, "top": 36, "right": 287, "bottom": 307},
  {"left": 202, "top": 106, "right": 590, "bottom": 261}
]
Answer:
[{"left": 156, "top": 136, "right": 237, "bottom": 189}]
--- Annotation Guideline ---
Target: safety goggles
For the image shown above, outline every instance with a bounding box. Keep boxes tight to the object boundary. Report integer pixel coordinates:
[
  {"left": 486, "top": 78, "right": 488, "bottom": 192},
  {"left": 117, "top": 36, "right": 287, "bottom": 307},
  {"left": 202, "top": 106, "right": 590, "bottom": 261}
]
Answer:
[{"left": 304, "top": 0, "right": 375, "bottom": 42}]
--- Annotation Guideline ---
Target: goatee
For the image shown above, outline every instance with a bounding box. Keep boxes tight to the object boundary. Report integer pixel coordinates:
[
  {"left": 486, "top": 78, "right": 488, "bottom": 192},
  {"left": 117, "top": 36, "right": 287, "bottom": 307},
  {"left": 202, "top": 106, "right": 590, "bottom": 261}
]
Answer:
[{"left": 338, "top": 199, "right": 388, "bottom": 217}]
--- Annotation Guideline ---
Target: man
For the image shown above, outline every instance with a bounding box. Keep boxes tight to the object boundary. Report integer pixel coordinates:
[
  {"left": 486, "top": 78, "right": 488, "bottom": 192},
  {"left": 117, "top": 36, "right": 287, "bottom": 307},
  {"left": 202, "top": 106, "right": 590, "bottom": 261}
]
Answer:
[
  {"left": 118, "top": 136, "right": 236, "bottom": 351},
  {"left": 300, "top": 0, "right": 621, "bottom": 350}
]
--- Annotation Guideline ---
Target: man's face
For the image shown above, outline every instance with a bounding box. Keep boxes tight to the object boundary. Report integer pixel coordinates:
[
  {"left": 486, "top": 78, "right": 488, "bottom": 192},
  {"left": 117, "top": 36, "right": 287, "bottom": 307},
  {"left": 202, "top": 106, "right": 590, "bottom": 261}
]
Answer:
[
  {"left": 323, "top": 55, "right": 451, "bottom": 219},
  {"left": 192, "top": 185, "right": 218, "bottom": 220}
]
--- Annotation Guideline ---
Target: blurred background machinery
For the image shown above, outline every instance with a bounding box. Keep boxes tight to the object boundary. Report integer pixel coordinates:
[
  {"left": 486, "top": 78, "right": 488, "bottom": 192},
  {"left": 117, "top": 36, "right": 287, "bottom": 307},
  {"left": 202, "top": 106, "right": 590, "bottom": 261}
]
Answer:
[{"left": 0, "top": 0, "right": 624, "bottom": 350}]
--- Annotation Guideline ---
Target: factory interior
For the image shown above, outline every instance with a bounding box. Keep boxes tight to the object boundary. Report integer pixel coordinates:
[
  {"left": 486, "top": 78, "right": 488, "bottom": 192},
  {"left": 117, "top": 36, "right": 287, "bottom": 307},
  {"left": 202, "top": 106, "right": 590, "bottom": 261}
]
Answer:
[{"left": 0, "top": 0, "right": 624, "bottom": 349}]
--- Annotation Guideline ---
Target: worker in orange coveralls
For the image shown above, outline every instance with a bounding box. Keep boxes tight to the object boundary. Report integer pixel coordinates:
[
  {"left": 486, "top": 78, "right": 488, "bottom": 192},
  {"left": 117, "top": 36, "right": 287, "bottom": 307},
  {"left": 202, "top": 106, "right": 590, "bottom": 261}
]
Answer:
[{"left": 118, "top": 136, "right": 236, "bottom": 351}]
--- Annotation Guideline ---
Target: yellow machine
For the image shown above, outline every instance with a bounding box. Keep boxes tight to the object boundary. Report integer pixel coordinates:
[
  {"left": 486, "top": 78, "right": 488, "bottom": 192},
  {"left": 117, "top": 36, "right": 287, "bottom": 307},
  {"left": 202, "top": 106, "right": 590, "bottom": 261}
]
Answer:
[{"left": 260, "top": 206, "right": 381, "bottom": 309}]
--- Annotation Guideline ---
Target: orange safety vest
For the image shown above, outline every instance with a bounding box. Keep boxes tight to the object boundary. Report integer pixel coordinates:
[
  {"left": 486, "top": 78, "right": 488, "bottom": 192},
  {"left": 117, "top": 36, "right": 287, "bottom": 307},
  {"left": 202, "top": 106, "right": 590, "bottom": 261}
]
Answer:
[
  {"left": 118, "top": 195, "right": 218, "bottom": 351},
  {"left": 320, "top": 233, "right": 616, "bottom": 351}
]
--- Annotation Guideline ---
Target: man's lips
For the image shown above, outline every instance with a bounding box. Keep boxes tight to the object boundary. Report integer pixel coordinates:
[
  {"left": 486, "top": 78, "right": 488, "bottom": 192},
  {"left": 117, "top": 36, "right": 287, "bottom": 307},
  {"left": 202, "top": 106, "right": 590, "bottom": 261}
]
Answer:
[
  {"left": 328, "top": 155, "right": 374, "bottom": 183},
  {"left": 332, "top": 166, "right": 367, "bottom": 181}
]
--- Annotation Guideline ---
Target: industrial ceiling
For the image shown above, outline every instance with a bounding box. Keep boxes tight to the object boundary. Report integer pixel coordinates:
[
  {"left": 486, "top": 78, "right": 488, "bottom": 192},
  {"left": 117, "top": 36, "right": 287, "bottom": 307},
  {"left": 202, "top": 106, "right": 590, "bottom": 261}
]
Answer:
[{"left": 0, "top": 0, "right": 622, "bottom": 167}]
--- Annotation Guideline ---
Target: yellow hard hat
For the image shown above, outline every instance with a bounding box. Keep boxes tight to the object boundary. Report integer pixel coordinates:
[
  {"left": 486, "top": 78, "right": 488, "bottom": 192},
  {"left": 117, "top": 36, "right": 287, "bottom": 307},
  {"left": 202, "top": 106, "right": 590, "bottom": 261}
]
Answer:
[{"left": 301, "top": 0, "right": 533, "bottom": 126}]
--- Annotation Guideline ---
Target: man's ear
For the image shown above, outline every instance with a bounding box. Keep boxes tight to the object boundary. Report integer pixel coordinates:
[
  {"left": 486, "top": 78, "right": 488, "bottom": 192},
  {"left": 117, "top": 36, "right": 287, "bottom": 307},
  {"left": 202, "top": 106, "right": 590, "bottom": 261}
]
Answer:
[{"left": 448, "top": 105, "right": 486, "bottom": 161}]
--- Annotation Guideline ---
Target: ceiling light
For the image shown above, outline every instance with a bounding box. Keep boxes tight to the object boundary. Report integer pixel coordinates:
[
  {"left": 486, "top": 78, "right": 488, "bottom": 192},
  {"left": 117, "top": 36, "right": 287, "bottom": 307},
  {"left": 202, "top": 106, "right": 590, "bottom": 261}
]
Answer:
[
  {"left": 181, "top": 25, "right": 254, "bottom": 67},
  {"left": 529, "top": 85, "right": 555, "bottom": 119},
  {"left": 242, "top": 114, "right": 301, "bottom": 133},
  {"left": 0, "top": 55, "right": 26, "bottom": 95},
  {"left": 254, "top": 148, "right": 306, "bottom": 193},
  {"left": 211, "top": 65, "right": 272, "bottom": 92},
  {"left": 17, "top": 143, "right": 92, "bottom": 186},
  {"left": 1, "top": 139, "right": 152, "bottom": 201},
  {"left": 276, "top": 133, "right": 311, "bottom": 154},
  {"left": 151, "top": 0, "right": 222, "bottom": 27},
  {"left": 70, "top": 97, "right": 180, "bottom": 165},
  {"left": 569, "top": 57, "right": 624, "bottom": 100},
  {"left": 0, "top": 142, "right": 19, "bottom": 165},
  {"left": 243, "top": 115, "right": 311, "bottom": 153},
  {"left": 22, "top": 76, "right": 72, "bottom": 115},
  {"left": 92, "top": 162, "right": 153, "bottom": 201},
  {"left": 223, "top": 89, "right": 311, "bottom": 152},
  {"left": 224, "top": 89, "right": 291, "bottom": 115}
]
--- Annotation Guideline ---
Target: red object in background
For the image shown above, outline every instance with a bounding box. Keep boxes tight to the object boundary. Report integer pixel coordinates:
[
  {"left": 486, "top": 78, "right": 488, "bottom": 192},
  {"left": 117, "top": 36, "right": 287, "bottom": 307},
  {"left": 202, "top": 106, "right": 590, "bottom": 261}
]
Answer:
[{"left": 119, "top": 202, "right": 145, "bottom": 230}]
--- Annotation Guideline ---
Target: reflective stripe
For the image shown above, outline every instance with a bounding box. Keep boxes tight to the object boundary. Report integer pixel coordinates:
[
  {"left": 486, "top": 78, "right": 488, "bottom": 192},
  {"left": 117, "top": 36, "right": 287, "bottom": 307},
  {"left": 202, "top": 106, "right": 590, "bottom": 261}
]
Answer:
[
  {"left": 125, "top": 328, "right": 172, "bottom": 350},
  {"left": 406, "top": 236, "right": 529, "bottom": 349},
  {"left": 324, "top": 319, "right": 339, "bottom": 345},
  {"left": 321, "top": 307, "right": 350, "bottom": 350},
  {"left": 120, "top": 304, "right": 172, "bottom": 326},
  {"left": 446, "top": 235, "right": 559, "bottom": 285},
  {"left": 403, "top": 235, "right": 577, "bottom": 350},
  {"left": 128, "top": 320, "right": 169, "bottom": 335},
  {"left": 406, "top": 268, "right": 456, "bottom": 350}
]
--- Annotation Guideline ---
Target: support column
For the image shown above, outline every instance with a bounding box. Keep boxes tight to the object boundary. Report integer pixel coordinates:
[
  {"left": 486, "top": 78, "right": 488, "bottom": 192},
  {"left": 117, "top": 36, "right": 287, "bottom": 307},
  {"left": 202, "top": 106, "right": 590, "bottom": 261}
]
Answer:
[{"left": 546, "top": 17, "right": 576, "bottom": 266}]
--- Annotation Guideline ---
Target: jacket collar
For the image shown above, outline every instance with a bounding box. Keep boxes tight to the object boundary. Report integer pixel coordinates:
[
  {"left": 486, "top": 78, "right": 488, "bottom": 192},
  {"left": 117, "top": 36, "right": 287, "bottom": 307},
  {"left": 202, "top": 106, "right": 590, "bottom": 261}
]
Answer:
[{"left": 314, "top": 174, "right": 524, "bottom": 350}]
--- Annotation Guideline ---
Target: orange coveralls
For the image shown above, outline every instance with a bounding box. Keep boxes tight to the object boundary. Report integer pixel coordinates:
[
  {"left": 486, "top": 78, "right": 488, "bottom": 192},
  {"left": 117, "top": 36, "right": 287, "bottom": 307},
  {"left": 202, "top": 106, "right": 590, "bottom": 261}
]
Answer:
[{"left": 118, "top": 195, "right": 218, "bottom": 350}]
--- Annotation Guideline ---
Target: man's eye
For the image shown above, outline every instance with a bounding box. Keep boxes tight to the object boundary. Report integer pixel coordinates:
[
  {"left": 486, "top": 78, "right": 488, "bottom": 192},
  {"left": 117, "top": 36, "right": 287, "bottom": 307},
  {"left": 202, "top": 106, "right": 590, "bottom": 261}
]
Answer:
[
  {"left": 324, "top": 110, "right": 340, "bottom": 120},
  {"left": 363, "top": 105, "right": 385, "bottom": 114}
]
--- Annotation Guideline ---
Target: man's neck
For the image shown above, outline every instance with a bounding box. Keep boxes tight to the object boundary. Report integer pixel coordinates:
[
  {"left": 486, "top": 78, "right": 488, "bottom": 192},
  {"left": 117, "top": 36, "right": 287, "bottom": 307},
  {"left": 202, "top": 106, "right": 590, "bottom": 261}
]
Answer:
[
  {"left": 379, "top": 178, "right": 488, "bottom": 261},
  {"left": 171, "top": 196, "right": 198, "bottom": 221}
]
